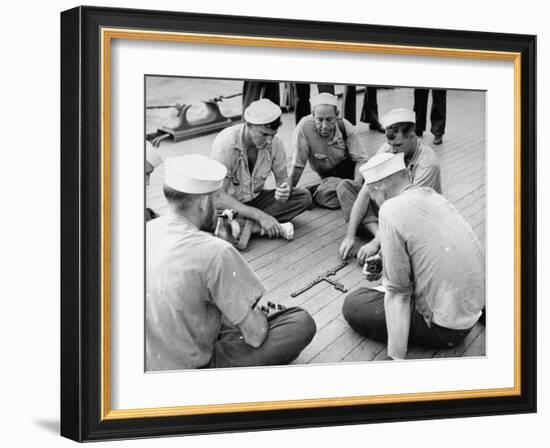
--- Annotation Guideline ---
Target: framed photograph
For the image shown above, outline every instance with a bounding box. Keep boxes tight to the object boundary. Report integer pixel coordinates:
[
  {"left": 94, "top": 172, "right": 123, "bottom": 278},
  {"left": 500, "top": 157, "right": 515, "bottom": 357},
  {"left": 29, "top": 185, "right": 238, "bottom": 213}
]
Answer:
[{"left": 60, "top": 6, "right": 536, "bottom": 442}]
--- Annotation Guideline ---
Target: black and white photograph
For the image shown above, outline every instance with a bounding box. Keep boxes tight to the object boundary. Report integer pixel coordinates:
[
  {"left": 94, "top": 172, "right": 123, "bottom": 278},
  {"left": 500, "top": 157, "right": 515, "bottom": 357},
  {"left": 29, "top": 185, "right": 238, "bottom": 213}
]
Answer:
[{"left": 144, "top": 77, "right": 486, "bottom": 371}]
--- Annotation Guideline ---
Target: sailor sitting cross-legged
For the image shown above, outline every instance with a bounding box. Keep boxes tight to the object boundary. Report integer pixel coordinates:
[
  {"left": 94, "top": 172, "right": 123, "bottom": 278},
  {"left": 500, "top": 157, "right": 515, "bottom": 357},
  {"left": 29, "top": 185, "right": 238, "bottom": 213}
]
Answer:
[
  {"left": 210, "top": 98, "right": 312, "bottom": 250},
  {"left": 146, "top": 154, "right": 316, "bottom": 370},
  {"left": 342, "top": 152, "right": 485, "bottom": 360},
  {"left": 338, "top": 108, "right": 442, "bottom": 264},
  {"left": 289, "top": 92, "right": 369, "bottom": 210}
]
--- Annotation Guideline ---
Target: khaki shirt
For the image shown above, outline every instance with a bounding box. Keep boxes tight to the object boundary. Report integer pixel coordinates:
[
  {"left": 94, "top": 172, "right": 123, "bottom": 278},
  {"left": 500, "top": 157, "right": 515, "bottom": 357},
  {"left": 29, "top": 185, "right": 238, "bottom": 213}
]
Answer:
[
  {"left": 146, "top": 212, "right": 266, "bottom": 370},
  {"left": 292, "top": 115, "right": 368, "bottom": 175},
  {"left": 377, "top": 139, "right": 442, "bottom": 194},
  {"left": 211, "top": 123, "right": 289, "bottom": 203},
  {"left": 380, "top": 186, "right": 485, "bottom": 330}
]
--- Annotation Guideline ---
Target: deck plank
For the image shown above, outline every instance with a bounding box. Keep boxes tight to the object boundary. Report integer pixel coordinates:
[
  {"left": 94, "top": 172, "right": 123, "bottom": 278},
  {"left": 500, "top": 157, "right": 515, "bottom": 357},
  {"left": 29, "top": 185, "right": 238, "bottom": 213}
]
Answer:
[
  {"left": 244, "top": 208, "right": 334, "bottom": 262},
  {"left": 341, "top": 338, "right": 386, "bottom": 363},
  {"left": 255, "top": 219, "right": 347, "bottom": 279},
  {"left": 309, "top": 328, "right": 363, "bottom": 364},
  {"left": 462, "top": 327, "right": 486, "bottom": 357},
  {"left": 246, "top": 209, "right": 338, "bottom": 267},
  {"left": 433, "top": 322, "right": 486, "bottom": 358},
  {"left": 294, "top": 317, "right": 350, "bottom": 364},
  {"left": 288, "top": 264, "right": 366, "bottom": 311}
]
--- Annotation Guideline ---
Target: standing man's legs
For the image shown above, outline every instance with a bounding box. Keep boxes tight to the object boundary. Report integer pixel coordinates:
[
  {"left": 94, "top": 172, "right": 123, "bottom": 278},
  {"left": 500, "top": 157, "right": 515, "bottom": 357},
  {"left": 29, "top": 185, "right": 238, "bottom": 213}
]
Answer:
[
  {"left": 242, "top": 81, "right": 281, "bottom": 112},
  {"left": 342, "top": 85, "right": 357, "bottom": 124},
  {"left": 360, "top": 87, "right": 382, "bottom": 131},
  {"left": 294, "top": 83, "right": 311, "bottom": 124},
  {"left": 294, "top": 84, "right": 337, "bottom": 125},
  {"left": 430, "top": 89, "right": 447, "bottom": 144},
  {"left": 413, "top": 88, "right": 429, "bottom": 136},
  {"left": 208, "top": 307, "right": 317, "bottom": 368},
  {"left": 317, "top": 84, "right": 335, "bottom": 94}
]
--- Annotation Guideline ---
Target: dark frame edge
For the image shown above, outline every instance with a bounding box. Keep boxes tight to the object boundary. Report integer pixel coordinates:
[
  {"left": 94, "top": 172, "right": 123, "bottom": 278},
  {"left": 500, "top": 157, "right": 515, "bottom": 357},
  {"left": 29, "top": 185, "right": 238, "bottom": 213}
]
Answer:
[
  {"left": 520, "top": 34, "right": 537, "bottom": 414},
  {"left": 61, "top": 6, "right": 84, "bottom": 442}
]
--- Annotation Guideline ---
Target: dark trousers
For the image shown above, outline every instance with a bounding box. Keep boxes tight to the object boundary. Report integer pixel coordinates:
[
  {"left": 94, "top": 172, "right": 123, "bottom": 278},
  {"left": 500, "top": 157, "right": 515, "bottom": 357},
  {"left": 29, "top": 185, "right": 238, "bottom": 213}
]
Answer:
[
  {"left": 242, "top": 81, "right": 281, "bottom": 112},
  {"left": 342, "top": 288, "right": 472, "bottom": 349},
  {"left": 339, "top": 85, "right": 370, "bottom": 125},
  {"left": 313, "top": 157, "right": 356, "bottom": 210},
  {"left": 322, "top": 156, "right": 356, "bottom": 181},
  {"left": 207, "top": 307, "right": 316, "bottom": 368},
  {"left": 413, "top": 89, "right": 447, "bottom": 137},
  {"left": 246, "top": 188, "right": 312, "bottom": 222},
  {"left": 294, "top": 83, "right": 334, "bottom": 124},
  {"left": 294, "top": 84, "right": 356, "bottom": 124},
  {"left": 359, "top": 87, "right": 380, "bottom": 126}
]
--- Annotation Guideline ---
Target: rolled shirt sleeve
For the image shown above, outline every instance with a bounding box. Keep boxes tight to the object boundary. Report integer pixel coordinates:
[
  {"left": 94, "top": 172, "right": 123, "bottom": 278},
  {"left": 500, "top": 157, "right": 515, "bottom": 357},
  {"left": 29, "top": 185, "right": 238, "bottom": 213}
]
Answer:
[
  {"left": 379, "top": 208, "right": 414, "bottom": 296},
  {"left": 377, "top": 142, "right": 442, "bottom": 193},
  {"left": 410, "top": 159, "right": 442, "bottom": 193},
  {"left": 206, "top": 243, "right": 267, "bottom": 326}
]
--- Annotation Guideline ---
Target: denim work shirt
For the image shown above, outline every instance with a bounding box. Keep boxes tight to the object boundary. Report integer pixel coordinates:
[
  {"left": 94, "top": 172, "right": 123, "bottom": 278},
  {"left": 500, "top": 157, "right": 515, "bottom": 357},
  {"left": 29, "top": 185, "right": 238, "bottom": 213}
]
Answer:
[
  {"left": 210, "top": 123, "right": 289, "bottom": 204},
  {"left": 379, "top": 186, "right": 485, "bottom": 330},
  {"left": 378, "top": 139, "right": 442, "bottom": 194},
  {"left": 291, "top": 115, "right": 368, "bottom": 176},
  {"left": 146, "top": 212, "right": 266, "bottom": 370}
]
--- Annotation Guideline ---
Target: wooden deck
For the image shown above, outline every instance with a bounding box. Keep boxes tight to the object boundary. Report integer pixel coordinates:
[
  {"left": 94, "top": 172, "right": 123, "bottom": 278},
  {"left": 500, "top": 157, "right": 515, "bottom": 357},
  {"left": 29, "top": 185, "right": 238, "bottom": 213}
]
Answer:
[{"left": 146, "top": 86, "right": 486, "bottom": 363}]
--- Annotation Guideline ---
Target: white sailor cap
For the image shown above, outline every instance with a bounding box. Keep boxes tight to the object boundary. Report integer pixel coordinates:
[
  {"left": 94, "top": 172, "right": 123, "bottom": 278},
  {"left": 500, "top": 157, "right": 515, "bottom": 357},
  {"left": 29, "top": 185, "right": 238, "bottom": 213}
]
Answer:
[
  {"left": 360, "top": 152, "right": 406, "bottom": 184},
  {"left": 163, "top": 154, "right": 227, "bottom": 194},
  {"left": 146, "top": 141, "right": 163, "bottom": 168},
  {"left": 309, "top": 92, "right": 338, "bottom": 109},
  {"left": 380, "top": 108, "right": 416, "bottom": 128},
  {"left": 244, "top": 98, "right": 282, "bottom": 125}
]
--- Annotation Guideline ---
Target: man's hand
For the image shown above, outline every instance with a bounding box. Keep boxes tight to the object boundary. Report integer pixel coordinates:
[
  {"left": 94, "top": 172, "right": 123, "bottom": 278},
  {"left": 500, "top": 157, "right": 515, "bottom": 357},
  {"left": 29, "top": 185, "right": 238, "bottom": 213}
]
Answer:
[
  {"left": 357, "top": 238, "right": 381, "bottom": 264},
  {"left": 238, "top": 306, "right": 268, "bottom": 348},
  {"left": 363, "top": 254, "right": 383, "bottom": 281},
  {"left": 258, "top": 212, "right": 283, "bottom": 238},
  {"left": 275, "top": 182, "right": 291, "bottom": 202},
  {"left": 339, "top": 235, "right": 358, "bottom": 260}
]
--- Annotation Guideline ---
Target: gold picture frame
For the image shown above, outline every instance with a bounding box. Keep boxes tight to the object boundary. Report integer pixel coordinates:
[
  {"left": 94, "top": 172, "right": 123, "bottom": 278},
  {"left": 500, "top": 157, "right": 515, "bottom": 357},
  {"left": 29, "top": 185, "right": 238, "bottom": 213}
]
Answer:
[{"left": 61, "top": 6, "right": 536, "bottom": 441}]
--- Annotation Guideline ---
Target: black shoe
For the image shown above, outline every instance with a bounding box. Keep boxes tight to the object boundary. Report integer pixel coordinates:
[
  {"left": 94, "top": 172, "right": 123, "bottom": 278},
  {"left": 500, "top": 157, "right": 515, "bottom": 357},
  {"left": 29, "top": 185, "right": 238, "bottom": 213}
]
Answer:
[
  {"left": 145, "top": 208, "right": 159, "bottom": 221},
  {"left": 433, "top": 135, "right": 443, "bottom": 145},
  {"left": 369, "top": 123, "right": 385, "bottom": 133}
]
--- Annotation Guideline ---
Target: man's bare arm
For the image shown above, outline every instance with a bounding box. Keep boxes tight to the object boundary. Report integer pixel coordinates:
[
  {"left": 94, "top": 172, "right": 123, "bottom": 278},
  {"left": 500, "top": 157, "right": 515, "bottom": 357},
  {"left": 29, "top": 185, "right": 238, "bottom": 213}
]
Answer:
[
  {"left": 346, "top": 182, "right": 372, "bottom": 237},
  {"left": 384, "top": 290, "right": 412, "bottom": 359},
  {"left": 238, "top": 306, "right": 269, "bottom": 348},
  {"left": 339, "top": 182, "right": 375, "bottom": 259},
  {"left": 289, "top": 165, "right": 305, "bottom": 189}
]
